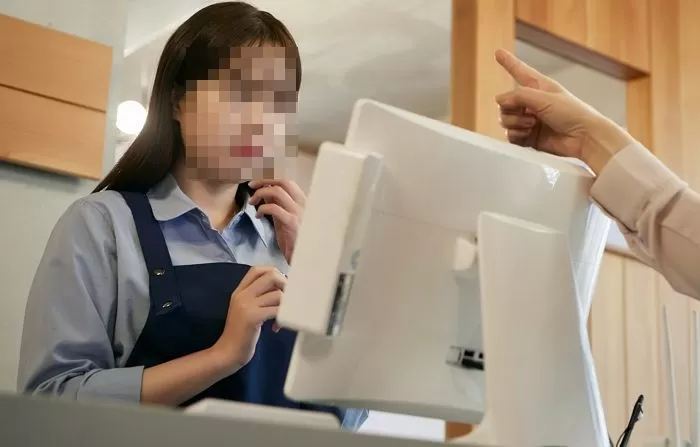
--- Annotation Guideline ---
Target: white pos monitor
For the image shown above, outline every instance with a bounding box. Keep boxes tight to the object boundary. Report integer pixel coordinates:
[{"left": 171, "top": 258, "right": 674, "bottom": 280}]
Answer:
[{"left": 277, "top": 99, "right": 611, "bottom": 446}]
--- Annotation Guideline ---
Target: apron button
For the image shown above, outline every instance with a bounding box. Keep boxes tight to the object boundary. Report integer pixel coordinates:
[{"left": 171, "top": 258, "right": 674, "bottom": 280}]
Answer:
[
  {"left": 161, "top": 301, "right": 173, "bottom": 309},
  {"left": 153, "top": 268, "right": 165, "bottom": 276}
]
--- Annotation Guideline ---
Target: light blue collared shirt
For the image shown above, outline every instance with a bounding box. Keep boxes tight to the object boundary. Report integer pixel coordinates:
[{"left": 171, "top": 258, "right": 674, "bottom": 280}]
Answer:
[{"left": 17, "top": 175, "right": 367, "bottom": 429}]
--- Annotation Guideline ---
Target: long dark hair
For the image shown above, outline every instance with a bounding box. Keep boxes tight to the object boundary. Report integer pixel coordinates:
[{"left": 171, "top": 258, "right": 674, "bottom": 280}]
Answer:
[{"left": 94, "top": 1, "right": 301, "bottom": 194}]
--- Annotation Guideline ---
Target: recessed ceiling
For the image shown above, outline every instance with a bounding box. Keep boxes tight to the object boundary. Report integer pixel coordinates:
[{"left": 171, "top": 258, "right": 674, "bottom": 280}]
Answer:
[{"left": 119, "top": 1, "right": 580, "bottom": 149}]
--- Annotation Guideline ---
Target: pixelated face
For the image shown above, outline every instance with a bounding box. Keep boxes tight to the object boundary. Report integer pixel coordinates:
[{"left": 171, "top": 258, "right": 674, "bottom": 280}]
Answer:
[{"left": 175, "top": 45, "right": 298, "bottom": 182}]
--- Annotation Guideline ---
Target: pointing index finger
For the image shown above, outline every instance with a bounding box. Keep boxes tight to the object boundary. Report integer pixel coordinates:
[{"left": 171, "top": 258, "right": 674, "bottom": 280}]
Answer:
[{"left": 495, "top": 49, "right": 559, "bottom": 92}]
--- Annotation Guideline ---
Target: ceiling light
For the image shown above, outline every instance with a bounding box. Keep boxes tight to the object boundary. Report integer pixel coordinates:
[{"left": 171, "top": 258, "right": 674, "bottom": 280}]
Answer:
[{"left": 116, "top": 100, "right": 147, "bottom": 135}]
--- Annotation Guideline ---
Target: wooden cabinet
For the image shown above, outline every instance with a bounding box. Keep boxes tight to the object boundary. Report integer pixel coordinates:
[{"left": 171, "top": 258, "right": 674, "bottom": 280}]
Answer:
[
  {"left": 0, "top": 14, "right": 112, "bottom": 179},
  {"left": 0, "top": 85, "right": 107, "bottom": 178}
]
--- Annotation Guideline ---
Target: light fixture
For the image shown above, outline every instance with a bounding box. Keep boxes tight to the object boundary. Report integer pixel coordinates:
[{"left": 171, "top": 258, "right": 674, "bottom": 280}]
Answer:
[{"left": 116, "top": 100, "right": 147, "bottom": 135}]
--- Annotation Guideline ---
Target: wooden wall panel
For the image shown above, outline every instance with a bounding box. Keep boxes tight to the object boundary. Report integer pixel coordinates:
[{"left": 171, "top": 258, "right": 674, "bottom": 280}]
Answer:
[
  {"left": 647, "top": 0, "right": 684, "bottom": 176},
  {"left": 586, "top": 0, "right": 650, "bottom": 73},
  {"left": 626, "top": 77, "right": 652, "bottom": 149},
  {"left": 0, "top": 14, "right": 112, "bottom": 112},
  {"left": 450, "top": 0, "right": 515, "bottom": 139},
  {"left": 591, "top": 254, "right": 698, "bottom": 445},
  {"left": 688, "top": 299, "right": 700, "bottom": 441},
  {"left": 659, "top": 279, "right": 692, "bottom": 440},
  {"left": 515, "top": 0, "right": 650, "bottom": 74},
  {"left": 515, "top": 0, "right": 587, "bottom": 46},
  {"left": 0, "top": 85, "right": 106, "bottom": 179},
  {"left": 590, "top": 254, "right": 628, "bottom": 436},
  {"left": 644, "top": 1, "right": 698, "bottom": 438},
  {"left": 682, "top": 0, "right": 700, "bottom": 401},
  {"left": 678, "top": 0, "right": 700, "bottom": 190},
  {"left": 624, "top": 260, "right": 661, "bottom": 442}
]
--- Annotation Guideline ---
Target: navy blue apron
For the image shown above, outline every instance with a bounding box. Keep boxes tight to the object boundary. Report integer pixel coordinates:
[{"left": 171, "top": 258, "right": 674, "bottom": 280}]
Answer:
[{"left": 119, "top": 191, "right": 345, "bottom": 421}]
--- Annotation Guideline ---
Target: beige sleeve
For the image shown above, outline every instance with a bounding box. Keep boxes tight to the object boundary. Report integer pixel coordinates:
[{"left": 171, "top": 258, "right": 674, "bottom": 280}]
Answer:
[{"left": 590, "top": 143, "right": 700, "bottom": 299}]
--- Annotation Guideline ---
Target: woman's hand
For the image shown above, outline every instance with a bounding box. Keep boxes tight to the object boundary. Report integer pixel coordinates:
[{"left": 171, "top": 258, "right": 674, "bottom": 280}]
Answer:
[
  {"left": 141, "top": 265, "right": 286, "bottom": 406},
  {"left": 212, "top": 265, "right": 286, "bottom": 373},
  {"left": 248, "top": 179, "right": 306, "bottom": 263},
  {"left": 494, "top": 49, "right": 635, "bottom": 174}
]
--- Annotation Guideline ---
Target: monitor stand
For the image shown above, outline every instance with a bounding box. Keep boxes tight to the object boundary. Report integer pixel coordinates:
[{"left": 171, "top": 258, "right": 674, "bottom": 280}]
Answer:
[{"left": 452, "top": 212, "right": 609, "bottom": 447}]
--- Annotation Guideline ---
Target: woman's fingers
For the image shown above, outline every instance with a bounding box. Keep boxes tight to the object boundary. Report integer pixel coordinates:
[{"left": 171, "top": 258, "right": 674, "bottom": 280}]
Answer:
[
  {"left": 254, "top": 306, "right": 280, "bottom": 323},
  {"left": 246, "top": 270, "right": 287, "bottom": 297},
  {"left": 256, "top": 290, "right": 283, "bottom": 308},
  {"left": 506, "top": 128, "right": 533, "bottom": 144},
  {"left": 249, "top": 185, "right": 297, "bottom": 213},
  {"left": 499, "top": 113, "right": 538, "bottom": 130},
  {"left": 499, "top": 109, "right": 538, "bottom": 145},
  {"left": 249, "top": 179, "right": 306, "bottom": 205},
  {"left": 255, "top": 203, "right": 296, "bottom": 227},
  {"left": 496, "top": 87, "right": 554, "bottom": 115}
]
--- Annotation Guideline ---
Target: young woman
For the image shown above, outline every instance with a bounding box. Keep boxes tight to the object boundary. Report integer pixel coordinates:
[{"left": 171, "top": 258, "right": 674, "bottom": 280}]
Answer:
[{"left": 17, "top": 1, "right": 367, "bottom": 430}]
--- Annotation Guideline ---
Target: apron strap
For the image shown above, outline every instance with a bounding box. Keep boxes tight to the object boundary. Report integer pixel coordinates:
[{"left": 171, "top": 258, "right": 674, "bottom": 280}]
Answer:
[{"left": 119, "top": 191, "right": 183, "bottom": 316}]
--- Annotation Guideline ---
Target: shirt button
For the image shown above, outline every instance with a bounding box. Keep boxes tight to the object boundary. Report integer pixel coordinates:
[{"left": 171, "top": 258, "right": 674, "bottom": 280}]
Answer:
[
  {"left": 153, "top": 268, "right": 165, "bottom": 276},
  {"left": 161, "top": 301, "right": 173, "bottom": 309}
]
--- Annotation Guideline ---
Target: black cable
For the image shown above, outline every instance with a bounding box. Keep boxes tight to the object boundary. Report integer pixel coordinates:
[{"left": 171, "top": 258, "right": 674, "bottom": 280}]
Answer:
[
  {"left": 615, "top": 428, "right": 630, "bottom": 447},
  {"left": 618, "top": 395, "right": 645, "bottom": 447},
  {"left": 607, "top": 394, "right": 644, "bottom": 447}
]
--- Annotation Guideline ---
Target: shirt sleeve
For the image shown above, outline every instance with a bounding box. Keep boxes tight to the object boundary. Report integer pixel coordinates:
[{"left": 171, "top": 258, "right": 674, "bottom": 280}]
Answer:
[
  {"left": 341, "top": 408, "right": 369, "bottom": 431},
  {"left": 17, "top": 198, "right": 144, "bottom": 403},
  {"left": 590, "top": 142, "right": 700, "bottom": 299}
]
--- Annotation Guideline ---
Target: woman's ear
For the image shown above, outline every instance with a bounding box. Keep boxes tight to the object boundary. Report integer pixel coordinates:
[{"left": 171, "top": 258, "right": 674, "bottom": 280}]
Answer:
[
  {"left": 172, "top": 98, "right": 182, "bottom": 122},
  {"left": 172, "top": 88, "right": 184, "bottom": 122}
]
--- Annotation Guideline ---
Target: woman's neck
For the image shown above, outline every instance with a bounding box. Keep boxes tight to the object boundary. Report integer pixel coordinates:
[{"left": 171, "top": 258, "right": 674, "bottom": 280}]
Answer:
[{"left": 172, "top": 164, "right": 240, "bottom": 232}]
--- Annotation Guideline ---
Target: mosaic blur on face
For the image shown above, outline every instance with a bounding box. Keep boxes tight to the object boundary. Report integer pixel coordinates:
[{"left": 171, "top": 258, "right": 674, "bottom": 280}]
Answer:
[{"left": 176, "top": 46, "right": 298, "bottom": 182}]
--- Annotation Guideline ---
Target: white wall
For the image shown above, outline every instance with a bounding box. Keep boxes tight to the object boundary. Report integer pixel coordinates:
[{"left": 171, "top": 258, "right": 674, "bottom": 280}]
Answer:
[{"left": 0, "top": 0, "right": 128, "bottom": 392}]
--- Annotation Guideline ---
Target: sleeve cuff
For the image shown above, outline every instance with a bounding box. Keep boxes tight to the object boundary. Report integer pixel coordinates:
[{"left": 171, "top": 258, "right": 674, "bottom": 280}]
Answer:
[
  {"left": 342, "top": 408, "right": 369, "bottom": 431},
  {"left": 590, "top": 143, "right": 687, "bottom": 232},
  {"left": 73, "top": 366, "right": 144, "bottom": 403}
]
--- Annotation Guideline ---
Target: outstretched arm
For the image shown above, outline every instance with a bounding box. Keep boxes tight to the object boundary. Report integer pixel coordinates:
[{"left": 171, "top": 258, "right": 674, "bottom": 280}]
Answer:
[{"left": 591, "top": 142, "right": 700, "bottom": 299}]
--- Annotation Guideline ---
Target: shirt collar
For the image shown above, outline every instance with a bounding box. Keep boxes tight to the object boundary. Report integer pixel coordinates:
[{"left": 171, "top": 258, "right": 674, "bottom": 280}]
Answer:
[
  {"left": 239, "top": 191, "right": 269, "bottom": 246},
  {"left": 147, "top": 174, "right": 268, "bottom": 244}
]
